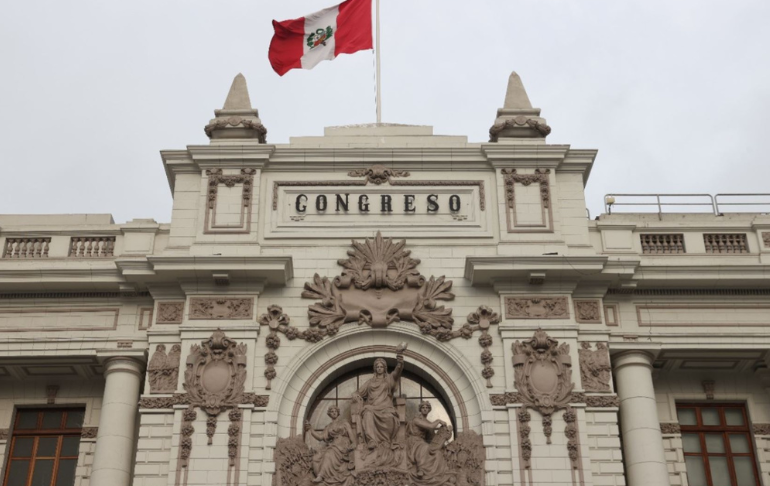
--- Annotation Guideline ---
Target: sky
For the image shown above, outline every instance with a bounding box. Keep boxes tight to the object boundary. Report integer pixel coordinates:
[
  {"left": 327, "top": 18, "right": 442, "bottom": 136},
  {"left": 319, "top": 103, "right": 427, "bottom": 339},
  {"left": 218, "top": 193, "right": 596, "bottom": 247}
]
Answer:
[{"left": 1, "top": 0, "right": 769, "bottom": 223}]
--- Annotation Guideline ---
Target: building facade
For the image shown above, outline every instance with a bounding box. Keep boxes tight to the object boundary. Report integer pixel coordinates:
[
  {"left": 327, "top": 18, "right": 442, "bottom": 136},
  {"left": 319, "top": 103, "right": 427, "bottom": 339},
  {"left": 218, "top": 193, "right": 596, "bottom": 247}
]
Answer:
[{"left": 1, "top": 73, "right": 769, "bottom": 486}]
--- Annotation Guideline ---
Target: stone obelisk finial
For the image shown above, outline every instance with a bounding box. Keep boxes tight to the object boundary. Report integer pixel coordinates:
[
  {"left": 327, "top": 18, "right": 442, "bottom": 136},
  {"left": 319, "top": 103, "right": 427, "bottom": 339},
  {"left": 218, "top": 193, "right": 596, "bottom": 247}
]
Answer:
[
  {"left": 205, "top": 73, "right": 267, "bottom": 142},
  {"left": 489, "top": 72, "right": 551, "bottom": 142}
]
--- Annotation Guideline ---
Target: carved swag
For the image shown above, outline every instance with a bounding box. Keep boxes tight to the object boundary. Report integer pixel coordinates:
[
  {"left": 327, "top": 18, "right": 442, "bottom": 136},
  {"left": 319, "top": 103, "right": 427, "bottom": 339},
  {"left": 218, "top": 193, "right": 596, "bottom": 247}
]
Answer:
[
  {"left": 302, "top": 232, "right": 454, "bottom": 338},
  {"left": 512, "top": 329, "right": 574, "bottom": 444},
  {"left": 273, "top": 348, "right": 485, "bottom": 486}
]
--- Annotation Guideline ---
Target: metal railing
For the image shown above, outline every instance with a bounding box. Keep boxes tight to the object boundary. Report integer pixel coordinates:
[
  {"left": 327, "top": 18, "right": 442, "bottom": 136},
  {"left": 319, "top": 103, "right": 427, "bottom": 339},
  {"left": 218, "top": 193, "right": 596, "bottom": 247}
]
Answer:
[{"left": 604, "top": 193, "right": 770, "bottom": 218}]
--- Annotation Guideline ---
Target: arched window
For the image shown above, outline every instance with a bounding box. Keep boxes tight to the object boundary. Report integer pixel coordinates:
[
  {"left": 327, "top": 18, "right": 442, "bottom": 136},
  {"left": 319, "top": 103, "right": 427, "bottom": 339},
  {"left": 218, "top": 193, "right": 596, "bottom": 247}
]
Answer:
[{"left": 305, "top": 366, "right": 455, "bottom": 448}]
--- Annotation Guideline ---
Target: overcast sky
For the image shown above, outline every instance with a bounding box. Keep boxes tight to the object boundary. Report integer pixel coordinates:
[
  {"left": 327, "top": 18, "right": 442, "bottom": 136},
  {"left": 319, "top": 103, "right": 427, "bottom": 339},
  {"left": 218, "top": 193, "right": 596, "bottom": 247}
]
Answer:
[{"left": 1, "top": 0, "right": 768, "bottom": 223}]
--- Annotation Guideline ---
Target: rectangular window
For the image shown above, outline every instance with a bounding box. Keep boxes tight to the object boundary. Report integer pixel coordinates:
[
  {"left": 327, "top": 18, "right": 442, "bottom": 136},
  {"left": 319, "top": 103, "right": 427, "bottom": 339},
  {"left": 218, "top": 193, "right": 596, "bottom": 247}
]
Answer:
[
  {"left": 677, "top": 403, "right": 760, "bottom": 486},
  {"left": 3, "top": 409, "right": 83, "bottom": 486}
]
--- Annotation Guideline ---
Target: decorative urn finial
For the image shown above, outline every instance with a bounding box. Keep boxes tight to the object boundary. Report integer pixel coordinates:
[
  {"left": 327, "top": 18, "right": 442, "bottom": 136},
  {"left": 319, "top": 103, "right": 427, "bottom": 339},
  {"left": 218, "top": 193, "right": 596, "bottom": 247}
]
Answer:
[
  {"left": 204, "top": 73, "right": 267, "bottom": 142},
  {"left": 489, "top": 71, "right": 551, "bottom": 142}
]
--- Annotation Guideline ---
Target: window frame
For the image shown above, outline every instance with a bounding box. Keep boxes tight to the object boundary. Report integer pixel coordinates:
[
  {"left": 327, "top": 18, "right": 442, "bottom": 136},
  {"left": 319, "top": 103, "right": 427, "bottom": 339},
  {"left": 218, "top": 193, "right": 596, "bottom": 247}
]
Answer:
[
  {"left": 2, "top": 408, "right": 84, "bottom": 486},
  {"left": 677, "top": 402, "right": 760, "bottom": 486}
]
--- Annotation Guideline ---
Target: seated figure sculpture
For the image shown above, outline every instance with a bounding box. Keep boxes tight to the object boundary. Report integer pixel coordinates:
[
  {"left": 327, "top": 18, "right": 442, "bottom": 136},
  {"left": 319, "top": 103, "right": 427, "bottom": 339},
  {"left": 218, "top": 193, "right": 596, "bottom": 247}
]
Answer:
[
  {"left": 304, "top": 406, "right": 357, "bottom": 486},
  {"left": 406, "top": 401, "right": 454, "bottom": 486}
]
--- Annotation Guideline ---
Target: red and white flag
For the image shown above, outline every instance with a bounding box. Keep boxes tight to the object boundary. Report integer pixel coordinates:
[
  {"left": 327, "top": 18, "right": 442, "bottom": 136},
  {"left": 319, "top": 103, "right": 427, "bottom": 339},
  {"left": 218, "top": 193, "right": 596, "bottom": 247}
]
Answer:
[{"left": 268, "top": 0, "right": 372, "bottom": 76}]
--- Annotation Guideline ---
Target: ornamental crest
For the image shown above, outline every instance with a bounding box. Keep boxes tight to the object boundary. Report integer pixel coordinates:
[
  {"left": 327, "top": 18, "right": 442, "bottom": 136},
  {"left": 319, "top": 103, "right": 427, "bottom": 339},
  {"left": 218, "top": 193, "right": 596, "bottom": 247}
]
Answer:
[
  {"left": 302, "top": 232, "right": 454, "bottom": 337},
  {"left": 307, "top": 26, "right": 333, "bottom": 49},
  {"left": 512, "top": 329, "right": 574, "bottom": 442},
  {"left": 183, "top": 329, "right": 248, "bottom": 416}
]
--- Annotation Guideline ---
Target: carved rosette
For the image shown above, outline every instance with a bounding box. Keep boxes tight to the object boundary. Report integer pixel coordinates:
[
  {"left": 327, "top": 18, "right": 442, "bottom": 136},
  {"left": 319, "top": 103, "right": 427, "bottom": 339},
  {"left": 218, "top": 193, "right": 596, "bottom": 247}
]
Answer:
[
  {"left": 301, "top": 232, "right": 455, "bottom": 343},
  {"left": 578, "top": 342, "right": 611, "bottom": 393},
  {"left": 157, "top": 302, "right": 184, "bottom": 324},
  {"left": 347, "top": 165, "right": 410, "bottom": 185},
  {"left": 148, "top": 344, "right": 181, "bottom": 394},
  {"left": 512, "top": 329, "right": 574, "bottom": 444}
]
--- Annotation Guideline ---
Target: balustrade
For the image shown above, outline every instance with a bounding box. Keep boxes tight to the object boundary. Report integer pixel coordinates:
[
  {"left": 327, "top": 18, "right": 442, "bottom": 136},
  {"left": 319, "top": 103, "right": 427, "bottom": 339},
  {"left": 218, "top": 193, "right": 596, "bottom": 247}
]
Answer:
[
  {"left": 69, "top": 237, "right": 116, "bottom": 258},
  {"left": 703, "top": 233, "right": 748, "bottom": 254},
  {"left": 2, "top": 238, "right": 51, "bottom": 258},
  {"left": 640, "top": 234, "right": 685, "bottom": 254}
]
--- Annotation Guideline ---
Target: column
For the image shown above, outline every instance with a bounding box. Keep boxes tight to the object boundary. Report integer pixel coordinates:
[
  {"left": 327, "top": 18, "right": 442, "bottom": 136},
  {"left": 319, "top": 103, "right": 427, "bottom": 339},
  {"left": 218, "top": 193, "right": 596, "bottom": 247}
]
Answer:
[
  {"left": 613, "top": 351, "right": 671, "bottom": 486},
  {"left": 91, "top": 356, "right": 144, "bottom": 486}
]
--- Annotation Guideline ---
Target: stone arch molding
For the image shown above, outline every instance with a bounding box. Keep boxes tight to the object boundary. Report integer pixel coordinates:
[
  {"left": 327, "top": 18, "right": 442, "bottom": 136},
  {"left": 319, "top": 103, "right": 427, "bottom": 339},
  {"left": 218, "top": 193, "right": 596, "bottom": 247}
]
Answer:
[{"left": 270, "top": 323, "right": 490, "bottom": 438}]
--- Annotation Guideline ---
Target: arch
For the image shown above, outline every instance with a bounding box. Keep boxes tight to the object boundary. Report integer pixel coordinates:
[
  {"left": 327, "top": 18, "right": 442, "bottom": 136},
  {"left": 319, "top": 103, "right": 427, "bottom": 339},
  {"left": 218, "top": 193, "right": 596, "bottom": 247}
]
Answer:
[{"left": 270, "top": 323, "right": 489, "bottom": 438}]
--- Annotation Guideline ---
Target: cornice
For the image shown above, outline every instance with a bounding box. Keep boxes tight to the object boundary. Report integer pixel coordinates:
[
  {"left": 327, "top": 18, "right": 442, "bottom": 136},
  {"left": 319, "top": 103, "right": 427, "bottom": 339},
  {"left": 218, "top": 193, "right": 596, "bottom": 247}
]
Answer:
[
  {"left": 143, "top": 255, "right": 293, "bottom": 286},
  {"left": 465, "top": 255, "right": 608, "bottom": 286},
  {"left": 481, "top": 144, "right": 571, "bottom": 168}
]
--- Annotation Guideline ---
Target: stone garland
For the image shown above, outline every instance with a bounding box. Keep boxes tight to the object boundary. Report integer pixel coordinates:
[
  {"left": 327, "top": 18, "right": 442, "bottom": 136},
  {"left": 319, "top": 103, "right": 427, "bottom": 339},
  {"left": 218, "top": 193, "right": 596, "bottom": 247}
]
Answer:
[
  {"left": 259, "top": 304, "right": 501, "bottom": 389},
  {"left": 501, "top": 168, "right": 551, "bottom": 209},
  {"left": 228, "top": 409, "right": 242, "bottom": 467},
  {"left": 180, "top": 408, "right": 197, "bottom": 469},
  {"left": 489, "top": 117, "right": 552, "bottom": 142},
  {"left": 518, "top": 409, "right": 532, "bottom": 469},
  {"left": 138, "top": 392, "right": 269, "bottom": 409},
  {"left": 347, "top": 165, "right": 410, "bottom": 185},
  {"left": 491, "top": 392, "right": 619, "bottom": 408},
  {"left": 563, "top": 407, "right": 580, "bottom": 469}
]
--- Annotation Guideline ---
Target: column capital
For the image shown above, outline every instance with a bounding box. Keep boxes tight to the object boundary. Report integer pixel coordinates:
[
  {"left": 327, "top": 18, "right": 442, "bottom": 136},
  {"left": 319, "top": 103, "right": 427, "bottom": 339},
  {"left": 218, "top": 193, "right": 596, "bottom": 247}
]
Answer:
[
  {"left": 612, "top": 349, "right": 659, "bottom": 371},
  {"left": 96, "top": 349, "right": 146, "bottom": 378}
]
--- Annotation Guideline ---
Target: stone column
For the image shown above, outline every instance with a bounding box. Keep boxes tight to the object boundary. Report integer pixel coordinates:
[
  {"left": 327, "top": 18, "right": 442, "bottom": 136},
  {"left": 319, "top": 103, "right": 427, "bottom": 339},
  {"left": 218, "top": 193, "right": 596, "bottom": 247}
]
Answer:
[
  {"left": 91, "top": 356, "right": 144, "bottom": 486},
  {"left": 613, "top": 351, "right": 670, "bottom": 486}
]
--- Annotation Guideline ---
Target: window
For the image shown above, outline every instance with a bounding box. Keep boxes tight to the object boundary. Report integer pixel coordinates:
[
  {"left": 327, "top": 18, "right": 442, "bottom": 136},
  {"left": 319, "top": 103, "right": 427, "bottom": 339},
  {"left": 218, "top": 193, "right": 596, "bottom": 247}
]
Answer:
[
  {"left": 306, "top": 367, "right": 454, "bottom": 448},
  {"left": 3, "top": 409, "right": 84, "bottom": 486},
  {"left": 677, "top": 404, "right": 759, "bottom": 486}
]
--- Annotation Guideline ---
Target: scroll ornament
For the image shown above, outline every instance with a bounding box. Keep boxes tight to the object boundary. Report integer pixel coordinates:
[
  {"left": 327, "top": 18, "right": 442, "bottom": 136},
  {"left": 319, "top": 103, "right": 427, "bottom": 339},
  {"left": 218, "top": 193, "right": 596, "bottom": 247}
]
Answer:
[
  {"left": 512, "top": 329, "right": 574, "bottom": 444},
  {"left": 302, "top": 232, "right": 455, "bottom": 339}
]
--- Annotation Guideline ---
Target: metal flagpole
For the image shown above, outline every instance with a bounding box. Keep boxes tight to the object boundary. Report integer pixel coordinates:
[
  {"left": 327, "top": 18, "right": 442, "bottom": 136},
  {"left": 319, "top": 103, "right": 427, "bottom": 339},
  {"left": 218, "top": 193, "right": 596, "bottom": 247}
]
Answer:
[{"left": 375, "top": 0, "right": 382, "bottom": 124}]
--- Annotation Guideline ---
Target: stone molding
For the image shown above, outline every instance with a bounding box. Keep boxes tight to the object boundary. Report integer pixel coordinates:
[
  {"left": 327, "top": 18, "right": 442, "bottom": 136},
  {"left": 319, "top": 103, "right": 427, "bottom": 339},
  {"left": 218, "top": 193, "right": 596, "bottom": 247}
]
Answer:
[
  {"left": 0, "top": 307, "right": 120, "bottom": 333},
  {"left": 204, "top": 168, "right": 256, "bottom": 235},
  {"left": 46, "top": 385, "right": 59, "bottom": 404},
  {"left": 189, "top": 297, "right": 253, "bottom": 320},
  {"left": 501, "top": 168, "right": 552, "bottom": 233},
  {"left": 148, "top": 344, "right": 181, "bottom": 394},
  {"left": 0, "top": 291, "right": 150, "bottom": 300},
  {"left": 504, "top": 296, "right": 569, "bottom": 319},
  {"left": 204, "top": 116, "right": 267, "bottom": 142},
  {"left": 491, "top": 391, "right": 618, "bottom": 408},
  {"left": 512, "top": 329, "right": 574, "bottom": 443},
  {"left": 156, "top": 302, "right": 184, "bottom": 324},
  {"left": 607, "top": 288, "right": 770, "bottom": 296},
  {"left": 81, "top": 427, "right": 98, "bottom": 439},
  {"left": 585, "top": 395, "right": 620, "bottom": 408},
  {"left": 579, "top": 342, "right": 612, "bottom": 393},
  {"left": 603, "top": 304, "right": 620, "bottom": 326},
  {"left": 574, "top": 300, "right": 602, "bottom": 324},
  {"left": 660, "top": 423, "right": 681, "bottom": 435},
  {"left": 138, "top": 393, "right": 269, "bottom": 409}
]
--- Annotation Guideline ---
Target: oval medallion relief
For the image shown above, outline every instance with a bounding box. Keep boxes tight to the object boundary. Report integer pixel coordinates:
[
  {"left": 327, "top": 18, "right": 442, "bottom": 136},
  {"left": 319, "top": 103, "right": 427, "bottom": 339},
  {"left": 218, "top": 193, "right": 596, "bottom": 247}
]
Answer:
[{"left": 202, "top": 360, "right": 231, "bottom": 394}]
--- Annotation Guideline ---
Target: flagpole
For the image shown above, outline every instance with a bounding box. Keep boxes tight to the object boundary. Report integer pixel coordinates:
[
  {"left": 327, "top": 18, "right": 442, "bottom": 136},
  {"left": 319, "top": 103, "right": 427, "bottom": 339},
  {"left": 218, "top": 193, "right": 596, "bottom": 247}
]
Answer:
[{"left": 375, "top": 0, "right": 382, "bottom": 124}]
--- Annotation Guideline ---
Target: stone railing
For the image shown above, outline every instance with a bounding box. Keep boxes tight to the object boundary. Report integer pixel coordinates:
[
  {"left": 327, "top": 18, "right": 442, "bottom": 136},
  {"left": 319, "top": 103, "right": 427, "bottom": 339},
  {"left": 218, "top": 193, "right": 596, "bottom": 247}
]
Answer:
[
  {"left": 703, "top": 233, "right": 749, "bottom": 254},
  {"left": 69, "top": 237, "right": 116, "bottom": 258},
  {"left": 2, "top": 238, "right": 51, "bottom": 258},
  {"left": 640, "top": 234, "right": 685, "bottom": 254}
]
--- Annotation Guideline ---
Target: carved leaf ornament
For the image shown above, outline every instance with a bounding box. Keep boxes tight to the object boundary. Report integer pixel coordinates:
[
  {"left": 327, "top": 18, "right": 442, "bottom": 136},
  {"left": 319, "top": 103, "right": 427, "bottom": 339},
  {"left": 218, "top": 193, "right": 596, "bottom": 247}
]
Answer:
[
  {"left": 512, "top": 329, "right": 574, "bottom": 444},
  {"left": 301, "top": 232, "right": 455, "bottom": 338}
]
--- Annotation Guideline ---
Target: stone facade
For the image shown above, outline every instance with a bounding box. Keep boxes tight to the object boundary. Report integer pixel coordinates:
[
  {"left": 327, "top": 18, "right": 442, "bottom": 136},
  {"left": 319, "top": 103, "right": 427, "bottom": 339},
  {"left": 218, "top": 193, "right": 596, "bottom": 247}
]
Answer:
[{"left": 0, "top": 72, "right": 769, "bottom": 486}]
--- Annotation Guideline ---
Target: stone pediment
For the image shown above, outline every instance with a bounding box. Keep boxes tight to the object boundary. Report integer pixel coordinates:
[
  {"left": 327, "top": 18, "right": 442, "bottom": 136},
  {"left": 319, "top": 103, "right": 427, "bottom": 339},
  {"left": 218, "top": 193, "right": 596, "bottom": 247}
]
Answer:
[{"left": 302, "top": 232, "right": 454, "bottom": 336}]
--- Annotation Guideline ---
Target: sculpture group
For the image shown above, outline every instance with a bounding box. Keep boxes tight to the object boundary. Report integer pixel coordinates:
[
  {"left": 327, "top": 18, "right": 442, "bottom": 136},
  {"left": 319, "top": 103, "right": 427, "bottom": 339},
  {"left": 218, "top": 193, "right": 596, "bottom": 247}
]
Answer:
[{"left": 275, "top": 346, "right": 484, "bottom": 486}]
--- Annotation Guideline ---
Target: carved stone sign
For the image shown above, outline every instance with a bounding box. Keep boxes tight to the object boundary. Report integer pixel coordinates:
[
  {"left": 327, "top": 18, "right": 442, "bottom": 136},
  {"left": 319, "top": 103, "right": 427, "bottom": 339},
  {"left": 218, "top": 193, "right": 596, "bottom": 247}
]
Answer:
[
  {"left": 273, "top": 347, "right": 485, "bottom": 486},
  {"left": 513, "top": 329, "right": 574, "bottom": 443},
  {"left": 578, "top": 342, "right": 611, "bottom": 393},
  {"left": 302, "top": 232, "right": 455, "bottom": 338},
  {"left": 505, "top": 296, "right": 569, "bottom": 319}
]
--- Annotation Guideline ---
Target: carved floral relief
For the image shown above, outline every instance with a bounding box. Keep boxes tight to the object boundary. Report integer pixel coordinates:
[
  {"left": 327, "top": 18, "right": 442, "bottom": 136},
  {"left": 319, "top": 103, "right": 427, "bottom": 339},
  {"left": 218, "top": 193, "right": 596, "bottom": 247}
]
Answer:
[
  {"left": 578, "top": 342, "right": 611, "bottom": 393},
  {"left": 505, "top": 296, "right": 569, "bottom": 319},
  {"left": 574, "top": 300, "right": 602, "bottom": 324},
  {"left": 347, "top": 165, "right": 410, "bottom": 185},
  {"left": 189, "top": 298, "right": 253, "bottom": 320},
  {"left": 301, "top": 232, "right": 454, "bottom": 339},
  {"left": 156, "top": 302, "right": 184, "bottom": 324}
]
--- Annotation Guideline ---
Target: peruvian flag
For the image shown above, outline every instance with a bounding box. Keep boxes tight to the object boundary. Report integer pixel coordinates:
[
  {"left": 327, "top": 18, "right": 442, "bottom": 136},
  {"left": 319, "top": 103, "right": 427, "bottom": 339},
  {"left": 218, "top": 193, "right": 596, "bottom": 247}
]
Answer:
[{"left": 269, "top": 0, "right": 373, "bottom": 76}]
